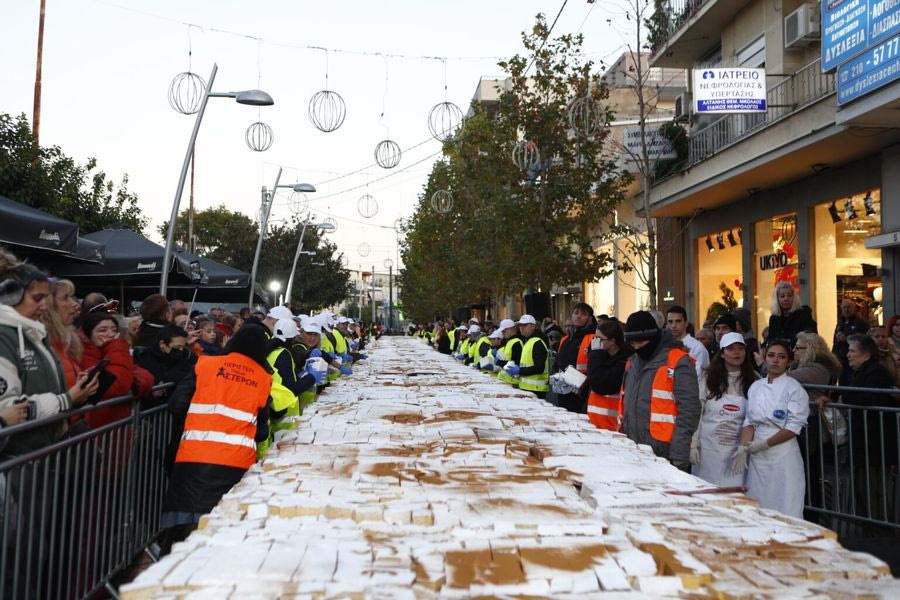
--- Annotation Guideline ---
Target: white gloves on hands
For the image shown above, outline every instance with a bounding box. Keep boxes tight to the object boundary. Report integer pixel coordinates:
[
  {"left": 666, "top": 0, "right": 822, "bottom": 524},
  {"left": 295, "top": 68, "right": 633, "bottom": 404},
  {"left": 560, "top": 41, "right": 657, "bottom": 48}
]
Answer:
[
  {"left": 730, "top": 445, "right": 749, "bottom": 474},
  {"left": 689, "top": 431, "right": 701, "bottom": 466},
  {"left": 747, "top": 439, "right": 769, "bottom": 454}
]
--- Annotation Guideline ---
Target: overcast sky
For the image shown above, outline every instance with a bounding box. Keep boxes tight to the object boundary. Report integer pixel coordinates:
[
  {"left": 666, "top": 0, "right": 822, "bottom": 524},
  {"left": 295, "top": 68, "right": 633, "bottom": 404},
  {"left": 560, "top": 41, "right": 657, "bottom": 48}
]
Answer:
[{"left": 2, "top": 0, "right": 633, "bottom": 278}]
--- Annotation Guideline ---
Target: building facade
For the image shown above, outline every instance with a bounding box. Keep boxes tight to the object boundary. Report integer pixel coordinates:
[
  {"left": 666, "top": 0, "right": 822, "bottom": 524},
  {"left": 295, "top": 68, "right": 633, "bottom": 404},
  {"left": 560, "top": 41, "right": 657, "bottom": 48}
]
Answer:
[{"left": 649, "top": 0, "right": 900, "bottom": 337}]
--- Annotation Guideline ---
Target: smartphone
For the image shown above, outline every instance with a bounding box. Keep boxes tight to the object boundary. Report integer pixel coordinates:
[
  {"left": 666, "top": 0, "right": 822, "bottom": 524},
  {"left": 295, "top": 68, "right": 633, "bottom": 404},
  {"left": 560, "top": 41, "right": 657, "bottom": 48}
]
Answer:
[
  {"left": 85, "top": 358, "right": 111, "bottom": 381},
  {"left": 14, "top": 397, "right": 36, "bottom": 421}
]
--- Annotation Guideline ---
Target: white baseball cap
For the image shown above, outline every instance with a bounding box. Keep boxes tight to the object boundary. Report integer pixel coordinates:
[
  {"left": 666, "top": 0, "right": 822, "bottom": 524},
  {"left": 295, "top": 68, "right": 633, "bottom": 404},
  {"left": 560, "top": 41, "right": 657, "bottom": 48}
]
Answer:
[
  {"left": 489, "top": 329, "right": 503, "bottom": 339},
  {"left": 497, "top": 319, "right": 516, "bottom": 332},
  {"left": 273, "top": 318, "right": 300, "bottom": 341},
  {"left": 719, "top": 332, "right": 746, "bottom": 349},
  {"left": 517, "top": 314, "right": 537, "bottom": 325},
  {"left": 468, "top": 325, "right": 481, "bottom": 334},
  {"left": 300, "top": 319, "right": 322, "bottom": 334},
  {"left": 468, "top": 317, "right": 481, "bottom": 324},
  {"left": 267, "top": 306, "right": 294, "bottom": 321},
  {"left": 456, "top": 324, "right": 467, "bottom": 330}
]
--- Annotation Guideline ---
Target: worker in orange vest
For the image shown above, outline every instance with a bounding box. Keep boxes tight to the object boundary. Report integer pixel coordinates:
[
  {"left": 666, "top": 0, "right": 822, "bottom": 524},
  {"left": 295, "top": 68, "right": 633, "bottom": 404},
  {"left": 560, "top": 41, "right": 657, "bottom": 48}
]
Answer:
[
  {"left": 555, "top": 302, "right": 597, "bottom": 413},
  {"left": 620, "top": 311, "right": 700, "bottom": 471},
  {"left": 159, "top": 326, "right": 273, "bottom": 553},
  {"left": 586, "top": 319, "right": 633, "bottom": 431}
]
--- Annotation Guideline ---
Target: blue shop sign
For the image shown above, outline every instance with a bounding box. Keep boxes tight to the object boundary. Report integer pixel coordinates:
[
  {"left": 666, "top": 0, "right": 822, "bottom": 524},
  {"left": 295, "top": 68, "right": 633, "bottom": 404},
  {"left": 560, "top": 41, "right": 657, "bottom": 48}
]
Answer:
[
  {"left": 837, "top": 33, "right": 900, "bottom": 103},
  {"left": 822, "top": 0, "right": 900, "bottom": 72}
]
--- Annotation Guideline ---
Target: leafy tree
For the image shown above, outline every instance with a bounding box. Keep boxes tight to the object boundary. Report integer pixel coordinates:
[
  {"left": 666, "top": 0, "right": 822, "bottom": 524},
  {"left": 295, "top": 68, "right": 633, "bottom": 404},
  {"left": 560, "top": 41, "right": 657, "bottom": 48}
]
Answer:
[
  {"left": 161, "top": 206, "right": 351, "bottom": 311},
  {"left": 0, "top": 112, "right": 147, "bottom": 232},
  {"left": 399, "top": 15, "right": 631, "bottom": 321}
]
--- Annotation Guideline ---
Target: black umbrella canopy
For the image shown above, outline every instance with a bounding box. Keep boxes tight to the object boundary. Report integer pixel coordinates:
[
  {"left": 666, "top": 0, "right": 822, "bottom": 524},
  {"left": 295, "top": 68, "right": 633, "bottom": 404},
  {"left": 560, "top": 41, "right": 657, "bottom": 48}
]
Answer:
[
  {"left": 52, "top": 227, "right": 193, "bottom": 280},
  {"left": 0, "top": 195, "right": 79, "bottom": 254},
  {"left": 172, "top": 248, "right": 250, "bottom": 289}
]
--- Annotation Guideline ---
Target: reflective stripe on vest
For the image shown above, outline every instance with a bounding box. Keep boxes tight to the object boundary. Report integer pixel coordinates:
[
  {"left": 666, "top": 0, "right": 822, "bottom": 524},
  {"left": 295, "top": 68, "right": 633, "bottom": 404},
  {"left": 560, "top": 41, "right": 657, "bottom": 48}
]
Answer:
[
  {"left": 267, "top": 347, "right": 299, "bottom": 413},
  {"left": 587, "top": 392, "right": 621, "bottom": 431},
  {"left": 176, "top": 353, "right": 270, "bottom": 469},
  {"left": 648, "top": 348, "right": 690, "bottom": 443},
  {"left": 518, "top": 336, "right": 549, "bottom": 392},
  {"left": 498, "top": 337, "right": 523, "bottom": 386}
]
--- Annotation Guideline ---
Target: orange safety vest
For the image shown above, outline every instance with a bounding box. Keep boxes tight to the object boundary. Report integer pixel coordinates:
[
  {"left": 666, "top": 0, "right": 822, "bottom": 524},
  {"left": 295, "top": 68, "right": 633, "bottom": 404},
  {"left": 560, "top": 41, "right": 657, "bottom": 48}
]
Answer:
[
  {"left": 558, "top": 333, "right": 593, "bottom": 374},
  {"left": 587, "top": 389, "right": 621, "bottom": 431},
  {"left": 619, "top": 348, "right": 690, "bottom": 443},
  {"left": 175, "top": 353, "right": 272, "bottom": 470}
]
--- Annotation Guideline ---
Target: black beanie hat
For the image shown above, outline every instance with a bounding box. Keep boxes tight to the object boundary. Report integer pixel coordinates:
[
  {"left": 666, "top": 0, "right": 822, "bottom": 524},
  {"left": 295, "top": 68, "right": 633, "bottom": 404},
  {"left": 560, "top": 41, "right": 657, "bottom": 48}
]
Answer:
[
  {"left": 82, "top": 312, "right": 118, "bottom": 338},
  {"left": 623, "top": 311, "right": 659, "bottom": 341},
  {"left": 714, "top": 313, "right": 738, "bottom": 331}
]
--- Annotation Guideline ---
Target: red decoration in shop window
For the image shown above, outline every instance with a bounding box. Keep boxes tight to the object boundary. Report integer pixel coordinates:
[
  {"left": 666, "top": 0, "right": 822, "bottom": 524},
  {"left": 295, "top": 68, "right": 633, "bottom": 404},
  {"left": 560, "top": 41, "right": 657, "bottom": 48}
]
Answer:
[{"left": 772, "top": 238, "right": 799, "bottom": 291}]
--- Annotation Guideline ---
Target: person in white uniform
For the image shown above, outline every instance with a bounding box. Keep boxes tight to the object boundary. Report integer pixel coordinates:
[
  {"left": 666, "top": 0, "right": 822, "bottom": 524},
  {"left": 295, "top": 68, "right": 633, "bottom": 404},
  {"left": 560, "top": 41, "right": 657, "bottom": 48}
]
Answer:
[
  {"left": 732, "top": 338, "right": 810, "bottom": 518},
  {"left": 690, "top": 332, "right": 759, "bottom": 486}
]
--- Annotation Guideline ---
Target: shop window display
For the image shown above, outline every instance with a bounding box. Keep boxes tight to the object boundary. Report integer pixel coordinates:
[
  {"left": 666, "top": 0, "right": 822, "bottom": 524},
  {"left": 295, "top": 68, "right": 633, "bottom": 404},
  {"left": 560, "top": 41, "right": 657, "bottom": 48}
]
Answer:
[
  {"left": 754, "top": 213, "right": 800, "bottom": 335},
  {"left": 696, "top": 230, "right": 743, "bottom": 329},
  {"left": 813, "top": 190, "right": 883, "bottom": 338}
]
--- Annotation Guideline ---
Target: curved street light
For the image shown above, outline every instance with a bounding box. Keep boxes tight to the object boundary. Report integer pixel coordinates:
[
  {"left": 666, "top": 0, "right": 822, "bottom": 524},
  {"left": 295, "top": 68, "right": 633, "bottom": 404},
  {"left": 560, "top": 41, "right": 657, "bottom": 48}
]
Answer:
[
  {"left": 284, "top": 219, "right": 334, "bottom": 303},
  {"left": 161, "top": 63, "right": 274, "bottom": 295}
]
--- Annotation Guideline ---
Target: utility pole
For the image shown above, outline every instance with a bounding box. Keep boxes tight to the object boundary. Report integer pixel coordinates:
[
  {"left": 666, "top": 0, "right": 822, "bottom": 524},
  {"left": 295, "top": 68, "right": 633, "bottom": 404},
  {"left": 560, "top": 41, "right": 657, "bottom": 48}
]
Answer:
[
  {"left": 32, "top": 0, "right": 47, "bottom": 148},
  {"left": 188, "top": 149, "right": 195, "bottom": 253},
  {"left": 388, "top": 264, "right": 393, "bottom": 333},
  {"left": 371, "top": 265, "right": 376, "bottom": 324}
]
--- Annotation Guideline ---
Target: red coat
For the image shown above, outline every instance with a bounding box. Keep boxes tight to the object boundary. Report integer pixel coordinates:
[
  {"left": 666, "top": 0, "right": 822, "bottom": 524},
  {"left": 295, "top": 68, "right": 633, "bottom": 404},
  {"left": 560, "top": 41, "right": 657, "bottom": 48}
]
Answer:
[
  {"left": 50, "top": 336, "right": 83, "bottom": 389},
  {"left": 81, "top": 338, "right": 154, "bottom": 429}
]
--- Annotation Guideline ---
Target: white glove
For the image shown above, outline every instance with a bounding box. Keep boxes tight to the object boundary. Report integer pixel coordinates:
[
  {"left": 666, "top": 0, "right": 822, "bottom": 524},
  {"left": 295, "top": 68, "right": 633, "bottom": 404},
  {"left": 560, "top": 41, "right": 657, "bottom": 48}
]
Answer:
[
  {"left": 730, "top": 445, "right": 749, "bottom": 474},
  {"left": 747, "top": 438, "right": 769, "bottom": 454},
  {"left": 590, "top": 337, "right": 602, "bottom": 351},
  {"left": 689, "top": 431, "right": 701, "bottom": 466}
]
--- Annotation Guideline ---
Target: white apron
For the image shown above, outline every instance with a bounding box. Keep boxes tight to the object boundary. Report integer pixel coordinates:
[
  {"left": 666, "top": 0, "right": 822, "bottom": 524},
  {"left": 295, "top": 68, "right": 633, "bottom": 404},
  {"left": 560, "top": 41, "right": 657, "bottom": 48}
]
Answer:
[
  {"left": 745, "top": 374, "right": 809, "bottom": 518},
  {"left": 694, "top": 391, "right": 747, "bottom": 487}
]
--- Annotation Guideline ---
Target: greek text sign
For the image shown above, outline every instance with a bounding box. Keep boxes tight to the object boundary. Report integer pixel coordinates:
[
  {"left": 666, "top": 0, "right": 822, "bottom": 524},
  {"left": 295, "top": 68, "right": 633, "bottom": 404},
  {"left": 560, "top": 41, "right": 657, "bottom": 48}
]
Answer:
[
  {"left": 837, "top": 33, "right": 900, "bottom": 103},
  {"left": 623, "top": 126, "right": 676, "bottom": 161},
  {"left": 692, "top": 68, "right": 767, "bottom": 113},
  {"left": 823, "top": 0, "right": 900, "bottom": 72}
]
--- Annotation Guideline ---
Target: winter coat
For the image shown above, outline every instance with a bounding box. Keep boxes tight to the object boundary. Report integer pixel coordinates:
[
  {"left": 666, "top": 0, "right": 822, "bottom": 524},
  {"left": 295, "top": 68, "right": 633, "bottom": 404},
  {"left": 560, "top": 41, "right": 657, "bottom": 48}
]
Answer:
[
  {"left": 586, "top": 346, "right": 633, "bottom": 396},
  {"left": 620, "top": 329, "right": 700, "bottom": 464},
  {"left": 844, "top": 357, "right": 899, "bottom": 467},
  {"left": 788, "top": 357, "right": 839, "bottom": 405},
  {"left": 49, "top": 336, "right": 82, "bottom": 389},
  {"left": 81, "top": 338, "right": 154, "bottom": 429},
  {"left": 833, "top": 315, "right": 869, "bottom": 367},
  {"left": 555, "top": 320, "right": 596, "bottom": 374},
  {"left": 135, "top": 320, "right": 168, "bottom": 349},
  {"left": 766, "top": 305, "right": 817, "bottom": 345},
  {"left": 0, "top": 305, "right": 71, "bottom": 456},
  {"left": 134, "top": 343, "right": 198, "bottom": 397}
]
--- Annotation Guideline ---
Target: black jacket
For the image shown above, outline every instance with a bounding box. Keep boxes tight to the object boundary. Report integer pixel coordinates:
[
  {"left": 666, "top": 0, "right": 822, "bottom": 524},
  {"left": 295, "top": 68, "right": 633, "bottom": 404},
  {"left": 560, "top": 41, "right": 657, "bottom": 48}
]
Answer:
[
  {"left": 134, "top": 344, "right": 197, "bottom": 391},
  {"left": 436, "top": 333, "right": 451, "bottom": 354},
  {"left": 833, "top": 315, "right": 869, "bottom": 364},
  {"left": 767, "top": 305, "right": 817, "bottom": 344},
  {"left": 556, "top": 320, "right": 597, "bottom": 373},
  {"left": 135, "top": 320, "right": 168, "bottom": 349},
  {"left": 844, "top": 357, "right": 899, "bottom": 467},
  {"left": 587, "top": 346, "right": 633, "bottom": 396}
]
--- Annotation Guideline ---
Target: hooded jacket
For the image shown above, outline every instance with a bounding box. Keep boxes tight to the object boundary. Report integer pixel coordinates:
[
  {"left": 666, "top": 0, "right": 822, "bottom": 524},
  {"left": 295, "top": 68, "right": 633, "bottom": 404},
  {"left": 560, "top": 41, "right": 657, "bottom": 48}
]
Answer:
[
  {"left": 0, "top": 305, "right": 71, "bottom": 456},
  {"left": 620, "top": 329, "right": 700, "bottom": 463}
]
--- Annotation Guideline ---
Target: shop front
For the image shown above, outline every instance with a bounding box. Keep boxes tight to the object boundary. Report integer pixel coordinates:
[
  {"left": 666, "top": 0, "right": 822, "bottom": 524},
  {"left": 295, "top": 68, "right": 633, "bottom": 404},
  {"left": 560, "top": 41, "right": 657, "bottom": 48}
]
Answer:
[{"left": 687, "top": 156, "right": 894, "bottom": 341}]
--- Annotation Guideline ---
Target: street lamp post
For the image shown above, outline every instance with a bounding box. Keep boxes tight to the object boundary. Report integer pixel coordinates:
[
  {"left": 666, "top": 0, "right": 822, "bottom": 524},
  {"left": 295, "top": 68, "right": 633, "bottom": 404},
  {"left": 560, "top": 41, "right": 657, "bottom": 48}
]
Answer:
[
  {"left": 247, "top": 167, "right": 316, "bottom": 307},
  {"left": 284, "top": 217, "right": 334, "bottom": 305},
  {"left": 161, "top": 63, "right": 274, "bottom": 296}
]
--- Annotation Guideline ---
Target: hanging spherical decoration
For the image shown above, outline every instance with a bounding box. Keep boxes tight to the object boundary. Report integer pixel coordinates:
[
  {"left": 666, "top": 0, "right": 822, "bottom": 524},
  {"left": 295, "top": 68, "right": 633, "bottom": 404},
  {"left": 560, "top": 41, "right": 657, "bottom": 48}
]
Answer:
[
  {"left": 430, "top": 189, "right": 453, "bottom": 214},
  {"left": 308, "top": 90, "right": 347, "bottom": 132},
  {"left": 374, "top": 139, "right": 402, "bottom": 169},
  {"left": 511, "top": 140, "right": 540, "bottom": 171},
  {"left": 322, "top": 216, "right": 338, "bottom": 232},
  {"left": 427, "top": 101, "right": 463, "bottom": 143},
  {"left": 393, "top": 217, "right": 404, "bottom": 233},
  {"left": 246, "top": 121, "right": 274, "bottom": 152},
  {"left": 358, "top": 242, "right": 371, "bottom": 257},
  {"left": 384, "top": 258, "right": 394, "bottom": 269},
  {"left": 289, "top": 191, "right": 309, "bottom": 216},
  {"left": 567, "top": 95, "right": 603, "bottom": 136},
  {"left": 357, "top": 194, "right": 378, "bottom": 219},
  {"left": 168, "top": 72, "right": 207, "bottom": 115}
]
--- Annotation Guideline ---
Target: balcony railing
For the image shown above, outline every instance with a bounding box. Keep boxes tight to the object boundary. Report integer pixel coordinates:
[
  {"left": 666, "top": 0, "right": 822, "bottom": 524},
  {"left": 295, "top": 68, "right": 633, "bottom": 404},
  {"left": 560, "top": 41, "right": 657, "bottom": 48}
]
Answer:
[
  {"left": 649, "top": 0, "right": 710, "bottom": 53},
  {"left": 688, "top": 58, "right": 836, "bottom": 167}
]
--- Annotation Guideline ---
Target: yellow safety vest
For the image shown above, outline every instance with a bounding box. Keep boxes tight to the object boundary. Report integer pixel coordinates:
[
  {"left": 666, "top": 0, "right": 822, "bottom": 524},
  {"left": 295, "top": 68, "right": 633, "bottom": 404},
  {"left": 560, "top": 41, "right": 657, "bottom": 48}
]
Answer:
[
  {"left": 518, "top": 336, "right": 549, "bottom": 393},
  {"left": 321, "top": 333, "right": 340, "bottom": 382},
  {"left": 498, "top": 337, "right": 523, "bottom": 386}
]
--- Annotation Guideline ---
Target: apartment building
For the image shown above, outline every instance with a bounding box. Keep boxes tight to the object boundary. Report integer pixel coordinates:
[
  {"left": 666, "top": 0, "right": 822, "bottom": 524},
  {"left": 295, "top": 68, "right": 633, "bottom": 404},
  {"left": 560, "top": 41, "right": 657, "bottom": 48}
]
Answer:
[{"left": 649, "top": 0, "right": 900, "bottom": 338}]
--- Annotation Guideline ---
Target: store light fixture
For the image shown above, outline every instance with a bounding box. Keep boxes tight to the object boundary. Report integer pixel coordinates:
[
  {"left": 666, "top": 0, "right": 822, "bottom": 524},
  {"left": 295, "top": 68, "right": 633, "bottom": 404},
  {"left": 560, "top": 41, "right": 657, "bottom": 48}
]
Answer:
[
  {"left": 863, "top": 192, "right": 876, "bottom": 216},
  {"left": 706, "top": 236, "right": 715, "bottom": 253},
  {"left": 737, "top": 228, "right": 742, "bottom": 244},
  {"left": 716, "top": 233, "right": 725, "bottom": 250},
  {"left": 844, "top": 197, "right": 858, "bottom": 220},
  {"left": 828, "top": 201, "right": 842, "bottom": 223},
  {"left": 727, "top": 230, "right": 738, "bottom": 247}
]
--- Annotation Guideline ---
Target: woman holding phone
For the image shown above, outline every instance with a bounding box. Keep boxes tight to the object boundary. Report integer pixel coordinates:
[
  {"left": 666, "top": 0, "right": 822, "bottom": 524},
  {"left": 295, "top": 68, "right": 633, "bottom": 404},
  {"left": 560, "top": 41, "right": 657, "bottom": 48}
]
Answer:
[
  {"left": 0, "top": 250, "right": 97, "bottom": 457},
  {"left": 80, "top": 312, "right": 154, "bottom": 429}
]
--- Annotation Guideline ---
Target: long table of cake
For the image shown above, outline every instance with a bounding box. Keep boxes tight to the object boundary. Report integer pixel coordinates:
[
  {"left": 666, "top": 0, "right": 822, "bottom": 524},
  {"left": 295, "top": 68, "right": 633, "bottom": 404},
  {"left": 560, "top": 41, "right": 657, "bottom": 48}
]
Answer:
[{"left": 123, "top": 336, "right": 899, "bottom": 598}]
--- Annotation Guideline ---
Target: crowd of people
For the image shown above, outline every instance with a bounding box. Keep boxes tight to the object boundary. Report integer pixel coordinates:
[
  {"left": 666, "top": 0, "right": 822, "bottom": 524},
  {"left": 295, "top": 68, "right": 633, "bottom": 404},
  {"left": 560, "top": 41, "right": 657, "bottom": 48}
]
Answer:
[
  {"left": 413, "top": 282, "right": 900, "bottom": 520},
  {"left": 0, "top": 247, "right": 379, "bottom": 554}
]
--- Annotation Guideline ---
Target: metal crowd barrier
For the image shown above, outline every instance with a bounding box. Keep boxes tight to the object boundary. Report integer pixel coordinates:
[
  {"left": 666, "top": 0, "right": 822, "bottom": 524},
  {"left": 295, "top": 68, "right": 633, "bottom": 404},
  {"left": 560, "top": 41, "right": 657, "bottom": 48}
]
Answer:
[
  {"left": 799, "top": 383, "right": 900, "bottom": 534},
  {"left": 0, "top": 384, "right": 173, "bottom": 600}
]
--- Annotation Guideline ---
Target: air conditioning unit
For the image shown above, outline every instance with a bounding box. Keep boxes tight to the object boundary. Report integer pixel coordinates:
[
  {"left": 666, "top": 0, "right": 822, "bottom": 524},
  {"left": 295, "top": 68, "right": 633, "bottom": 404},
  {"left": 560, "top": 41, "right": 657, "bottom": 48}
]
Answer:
[
  {"left": 674, "top": 92, "right": 692, "bottom": 122},
  {"left": 784, "top": 3, "right": 820, "bottom": 48}
]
